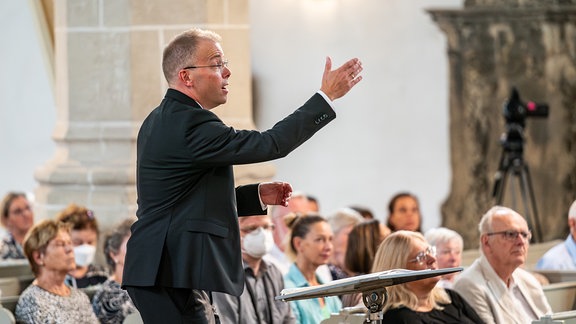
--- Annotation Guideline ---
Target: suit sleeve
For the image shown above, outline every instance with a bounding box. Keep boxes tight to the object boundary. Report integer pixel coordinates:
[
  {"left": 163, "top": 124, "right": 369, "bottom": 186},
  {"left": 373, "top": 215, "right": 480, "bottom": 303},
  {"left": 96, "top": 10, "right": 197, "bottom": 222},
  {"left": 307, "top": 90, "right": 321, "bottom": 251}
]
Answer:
[
  {"left": 181, "top": 93, "right": 336, "bottom": 167},
  {"left": 453, "top": 277, "right": 496, "bottom": 324},
  {"left": 236, "top": 184, "right": 266, "bottom": 217}
]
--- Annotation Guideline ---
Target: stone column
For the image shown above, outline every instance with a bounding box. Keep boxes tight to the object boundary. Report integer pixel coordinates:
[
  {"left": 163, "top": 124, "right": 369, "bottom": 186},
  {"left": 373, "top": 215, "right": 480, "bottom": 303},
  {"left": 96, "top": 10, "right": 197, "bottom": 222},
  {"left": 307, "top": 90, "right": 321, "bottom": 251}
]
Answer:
[
  {"left": 429, "top": 0, "right": 576, "bottom": 247},
  {"left": 35, "top": 0, "right": 274, "bottom": 232}
]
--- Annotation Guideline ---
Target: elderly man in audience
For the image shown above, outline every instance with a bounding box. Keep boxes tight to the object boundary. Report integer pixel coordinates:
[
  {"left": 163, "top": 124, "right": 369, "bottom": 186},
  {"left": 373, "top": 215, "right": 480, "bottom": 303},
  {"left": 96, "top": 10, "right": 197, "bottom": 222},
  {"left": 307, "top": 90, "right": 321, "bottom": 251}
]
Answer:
[
  {"left": 453, "top": 206, "right": 551, "bottom": 324},
  {"left": 425, "top": 227, "right": 463, "bottom": 288},
  {"left": 537, "top": 199, "right": 576, "bottom": 270},
  {"left": 213, "top": 214, "right": 294, "bottom": 323},
  {"left": 16, "top": 219, "right": 98, "bottom": 323}
]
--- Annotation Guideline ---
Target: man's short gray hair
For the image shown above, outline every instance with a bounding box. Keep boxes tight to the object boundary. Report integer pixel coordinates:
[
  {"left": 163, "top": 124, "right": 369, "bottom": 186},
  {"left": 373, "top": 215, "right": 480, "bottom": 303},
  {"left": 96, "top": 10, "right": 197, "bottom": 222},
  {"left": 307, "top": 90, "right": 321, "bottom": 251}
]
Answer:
[
  {"left": 478, "top": 205, "right": 520, "bottom": 235},
  {"left": 569, "top": 200, "right": 576, "bottom": 220}
]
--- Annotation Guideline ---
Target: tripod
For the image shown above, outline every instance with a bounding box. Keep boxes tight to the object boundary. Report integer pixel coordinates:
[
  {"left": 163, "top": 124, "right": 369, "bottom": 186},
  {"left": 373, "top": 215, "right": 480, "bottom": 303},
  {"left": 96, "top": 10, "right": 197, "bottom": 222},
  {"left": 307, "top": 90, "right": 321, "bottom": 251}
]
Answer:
[{"left": 492, "top": 126, "right": 542, "bottom": 243}]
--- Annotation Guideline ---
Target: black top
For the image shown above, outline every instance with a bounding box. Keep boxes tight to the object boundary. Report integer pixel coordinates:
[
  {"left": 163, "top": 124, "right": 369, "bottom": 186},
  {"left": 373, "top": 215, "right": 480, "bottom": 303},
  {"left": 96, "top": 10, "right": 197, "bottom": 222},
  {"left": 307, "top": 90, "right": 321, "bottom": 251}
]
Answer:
[{"left": 381, "top": 289, "right": 485, "bottom": 324}]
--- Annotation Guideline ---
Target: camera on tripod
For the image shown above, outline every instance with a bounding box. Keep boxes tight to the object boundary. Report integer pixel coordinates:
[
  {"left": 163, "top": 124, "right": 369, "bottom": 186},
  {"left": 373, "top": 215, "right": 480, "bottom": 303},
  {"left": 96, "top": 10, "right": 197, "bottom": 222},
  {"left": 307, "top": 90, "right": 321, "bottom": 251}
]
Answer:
[
  {"left": 500, "top": 87, "right": 549, "bottom": 153},
  {"left": 503, "top": 87, "right": 549, "bottom": 125},
  {"left": 493, "top": 87, "right": 550, "bottom": 243}
]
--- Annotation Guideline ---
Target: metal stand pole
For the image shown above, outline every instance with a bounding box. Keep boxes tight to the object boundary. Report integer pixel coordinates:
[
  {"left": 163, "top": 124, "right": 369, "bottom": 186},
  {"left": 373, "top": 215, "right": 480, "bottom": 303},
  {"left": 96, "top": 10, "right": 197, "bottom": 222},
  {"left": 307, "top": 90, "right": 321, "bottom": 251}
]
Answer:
[{"left": 362, "top": 289, "right": 387, "bottom": 324}]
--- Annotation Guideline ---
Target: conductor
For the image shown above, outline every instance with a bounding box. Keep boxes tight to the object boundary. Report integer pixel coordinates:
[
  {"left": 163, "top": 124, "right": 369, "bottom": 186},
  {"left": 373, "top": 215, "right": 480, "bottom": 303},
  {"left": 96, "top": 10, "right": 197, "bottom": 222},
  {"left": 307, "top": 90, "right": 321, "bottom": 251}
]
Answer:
[{"left": 122, "top": 28, "right": 363, "bottom": 323}]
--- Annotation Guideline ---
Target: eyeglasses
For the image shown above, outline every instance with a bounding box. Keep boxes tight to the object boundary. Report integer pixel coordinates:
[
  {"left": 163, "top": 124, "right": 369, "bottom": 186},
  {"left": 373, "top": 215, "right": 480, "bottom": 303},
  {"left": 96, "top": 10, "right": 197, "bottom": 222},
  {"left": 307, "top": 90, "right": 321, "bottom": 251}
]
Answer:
[
  {"left": 240, "top": 224, "right": 275, "bottom": 234},
  {"left": 408, "top": 246, "right": 436, "bottom": 264},
  {"left": 486, "top": 230, "right": 532, "bottom": 241},
  {"left": 183, "top": 60, "right": 229, "bottom": 71}
]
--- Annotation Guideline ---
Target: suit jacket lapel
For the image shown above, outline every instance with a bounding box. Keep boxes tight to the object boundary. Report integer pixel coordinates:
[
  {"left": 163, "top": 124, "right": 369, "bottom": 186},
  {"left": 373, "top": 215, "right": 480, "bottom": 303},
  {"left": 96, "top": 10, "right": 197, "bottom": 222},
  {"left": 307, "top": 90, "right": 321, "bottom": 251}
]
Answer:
[{"left": 479, "top": 256, "right": 521, "bottom": 323}]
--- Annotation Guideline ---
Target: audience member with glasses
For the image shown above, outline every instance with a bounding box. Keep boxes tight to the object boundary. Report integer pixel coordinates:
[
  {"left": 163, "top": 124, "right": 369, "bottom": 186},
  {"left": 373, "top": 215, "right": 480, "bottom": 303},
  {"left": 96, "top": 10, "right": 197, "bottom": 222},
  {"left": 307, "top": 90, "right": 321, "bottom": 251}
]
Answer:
[
  {"left": 453, "top": 206, "right": 551, "bottom": 324},
  {"left": 0, "top": 192, "right": 35, "bottom": 260},
  {"left": 123, "top": 27, "right": 363, "bottom": 323},
  {"left": 213, "top": 214, "right": 295, "bottom": 324},
  {"left": 371, "top": 230, "right": 483, "bottom": 323},
  {"left": 425, "top": 227, "right": 463, "bottom": 289}
]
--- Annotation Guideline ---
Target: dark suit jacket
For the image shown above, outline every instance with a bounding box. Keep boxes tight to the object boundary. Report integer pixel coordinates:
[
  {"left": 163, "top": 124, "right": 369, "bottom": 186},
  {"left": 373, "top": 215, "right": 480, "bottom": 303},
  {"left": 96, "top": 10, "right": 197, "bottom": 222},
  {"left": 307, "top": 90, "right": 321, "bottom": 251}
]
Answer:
[{"left": 123, "top": 88, "right": 336, "bottom": 296}]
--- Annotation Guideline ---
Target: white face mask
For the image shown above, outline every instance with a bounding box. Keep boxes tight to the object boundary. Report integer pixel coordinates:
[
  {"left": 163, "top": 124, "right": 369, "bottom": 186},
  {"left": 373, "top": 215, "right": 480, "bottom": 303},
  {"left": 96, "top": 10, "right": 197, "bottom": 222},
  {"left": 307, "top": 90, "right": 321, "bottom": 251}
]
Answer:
[
  {"left": 73, "top": 244, "right": 96, "bottom": 267},
  {"left": 242, "top": 227, "right": 274, "bottom": 259}
]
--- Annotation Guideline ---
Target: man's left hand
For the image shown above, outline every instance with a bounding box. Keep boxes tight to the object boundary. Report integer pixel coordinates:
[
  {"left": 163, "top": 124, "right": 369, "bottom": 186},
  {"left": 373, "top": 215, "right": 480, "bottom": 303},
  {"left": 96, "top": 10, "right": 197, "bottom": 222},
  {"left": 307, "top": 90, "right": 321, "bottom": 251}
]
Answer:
[{"left": 259, "top": 182, "right": 293, "bottom": 207}]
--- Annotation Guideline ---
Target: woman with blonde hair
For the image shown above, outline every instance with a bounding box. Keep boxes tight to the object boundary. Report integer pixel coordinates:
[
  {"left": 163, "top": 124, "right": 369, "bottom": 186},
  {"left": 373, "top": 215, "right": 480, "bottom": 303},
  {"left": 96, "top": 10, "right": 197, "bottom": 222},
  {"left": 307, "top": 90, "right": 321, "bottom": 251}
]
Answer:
[{"left": 371, "top": 231, "right": 482, "bottom": 323}]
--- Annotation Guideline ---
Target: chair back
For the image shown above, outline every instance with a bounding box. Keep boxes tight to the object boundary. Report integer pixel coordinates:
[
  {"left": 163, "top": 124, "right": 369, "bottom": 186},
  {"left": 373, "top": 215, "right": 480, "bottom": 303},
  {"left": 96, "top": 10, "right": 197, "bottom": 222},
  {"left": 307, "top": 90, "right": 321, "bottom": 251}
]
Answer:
[
  {"left": 543, "top": 281, "right": 576, "bottom": 313},
  {"left": 0, "top": 307, "right": 15, "bottom": 324}
]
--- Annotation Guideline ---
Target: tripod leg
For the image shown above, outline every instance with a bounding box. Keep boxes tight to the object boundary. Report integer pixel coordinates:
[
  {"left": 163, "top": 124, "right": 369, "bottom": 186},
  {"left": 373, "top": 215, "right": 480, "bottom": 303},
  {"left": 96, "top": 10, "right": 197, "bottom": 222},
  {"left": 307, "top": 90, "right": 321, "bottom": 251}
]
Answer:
[
  {"left": 493, "top": 152, "right": 511, "bottom": 205},
  {"left": 520, "top": 164, "right": 542, "bottom": 242}
]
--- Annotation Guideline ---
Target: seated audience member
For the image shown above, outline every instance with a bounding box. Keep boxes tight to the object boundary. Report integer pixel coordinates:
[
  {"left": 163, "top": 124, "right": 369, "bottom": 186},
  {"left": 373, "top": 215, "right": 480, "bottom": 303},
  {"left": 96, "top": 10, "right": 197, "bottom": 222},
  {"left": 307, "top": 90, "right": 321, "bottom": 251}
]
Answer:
[
  {"left": 372, "top": 231, "right": 483, "bottom": 323},
  {"left": 349, "top": 205, "right": 375, "bottom": 220},
  {"left": 283, "top": 214, "right": 341, "bottom": 324},
  {"left": 15, "top": 219, "right": 98, "bottom": 323},
  {"left": 424, "top": 227, "right": 463, "bottom": 288},
  {"left": 537, "top": 199, "right": 576, "bottom": 269},
  {"left": 326, "top": 208, "right": 364, "bottom": 280},
  {"left": 92, "top": 218, "right": 137, "bottom": 324},
  {"left": 0, "top": 192, "right": 34, "bottom": 260},
  {"left": 306, "top": 195, "right": 320, "bottom": 212},
  {"left": 341, "top": 219, "right": 390, "bottom": 307},
  {"left": 386, "top": 192, "right": 422, "bottom": 232},
  {"left": 56, "top": 204, "right": 109, "bottom": 289},
  {"left": 213, "top": 214, "right": 294, "bottom": 323},
  {"left": 266, "top": 191, "right": 314, "bottom": 274},
  {"left": 453, "top": 206, "right": 552, "bottom": 324}
]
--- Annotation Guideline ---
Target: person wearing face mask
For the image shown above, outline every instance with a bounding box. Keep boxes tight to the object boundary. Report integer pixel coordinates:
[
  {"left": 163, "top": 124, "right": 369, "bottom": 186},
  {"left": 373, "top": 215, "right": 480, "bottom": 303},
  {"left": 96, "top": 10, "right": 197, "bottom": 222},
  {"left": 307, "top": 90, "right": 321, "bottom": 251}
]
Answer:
[
  {"left": 213, "top": 214, "right": 295, "bottom": 323},
  {"left": 56, "top": 204, "right": 109, "bottom": 290}
]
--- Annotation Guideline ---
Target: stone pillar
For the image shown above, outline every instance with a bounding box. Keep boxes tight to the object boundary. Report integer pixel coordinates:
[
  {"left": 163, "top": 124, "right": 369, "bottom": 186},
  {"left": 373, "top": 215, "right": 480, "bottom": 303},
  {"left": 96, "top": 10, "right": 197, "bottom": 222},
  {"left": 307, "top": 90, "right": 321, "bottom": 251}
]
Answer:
[
  {"left": 429, "top": 0, "right": 576, "bottom": 247},
  {"left": 35, "top": 0, "right": 274, "bottom": 232}
]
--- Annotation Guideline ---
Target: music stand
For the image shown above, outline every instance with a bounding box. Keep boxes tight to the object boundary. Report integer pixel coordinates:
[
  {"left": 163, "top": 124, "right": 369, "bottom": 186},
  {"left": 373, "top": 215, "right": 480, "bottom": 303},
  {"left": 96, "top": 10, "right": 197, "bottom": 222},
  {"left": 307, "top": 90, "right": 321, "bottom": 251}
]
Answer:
[{"left": 276, "top": 267, "right": 463, "bottom": 323}]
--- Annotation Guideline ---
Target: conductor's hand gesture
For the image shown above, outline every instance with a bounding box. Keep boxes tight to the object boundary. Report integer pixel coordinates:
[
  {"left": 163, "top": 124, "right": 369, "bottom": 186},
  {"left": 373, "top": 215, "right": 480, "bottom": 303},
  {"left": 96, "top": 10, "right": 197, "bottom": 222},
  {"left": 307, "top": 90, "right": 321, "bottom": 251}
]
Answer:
[
  {"left": 259, "top": 182, "right": 293, "bottom": 207},
  {"left": 320, "top": 56, "right": 363, "bottom": 101}
]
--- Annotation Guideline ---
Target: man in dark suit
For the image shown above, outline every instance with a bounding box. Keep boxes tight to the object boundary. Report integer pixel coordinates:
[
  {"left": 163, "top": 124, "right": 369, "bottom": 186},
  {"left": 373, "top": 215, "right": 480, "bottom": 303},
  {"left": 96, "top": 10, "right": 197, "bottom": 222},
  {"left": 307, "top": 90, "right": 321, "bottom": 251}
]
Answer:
[{"left": 123, "top": 28, "right": 363, "bottom": 323}]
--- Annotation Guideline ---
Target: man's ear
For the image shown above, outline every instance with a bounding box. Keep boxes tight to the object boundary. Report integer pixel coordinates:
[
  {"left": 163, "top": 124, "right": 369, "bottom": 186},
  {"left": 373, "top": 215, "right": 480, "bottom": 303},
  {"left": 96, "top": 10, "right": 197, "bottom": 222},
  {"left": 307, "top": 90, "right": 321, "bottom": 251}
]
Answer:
[
  {"left": 177, "top": 70, "right": 193, "bottom": 86},
  {"left": 480, "top": 234, "right": 490, "bottom": 251}
]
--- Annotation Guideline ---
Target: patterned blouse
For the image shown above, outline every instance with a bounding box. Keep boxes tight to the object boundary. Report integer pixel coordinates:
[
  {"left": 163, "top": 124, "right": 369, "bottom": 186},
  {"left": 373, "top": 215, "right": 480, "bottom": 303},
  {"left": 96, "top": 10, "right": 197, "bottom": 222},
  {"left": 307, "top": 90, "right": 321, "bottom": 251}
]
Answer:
[
  {"left": 91, "top": 279, "right": 136, "bottom": 324},
  {"left": 0, "top": 233, "right": 25, "bottom": 260},
  {"left": 15, "top": 284, "right": 99, "bottom": 323}
]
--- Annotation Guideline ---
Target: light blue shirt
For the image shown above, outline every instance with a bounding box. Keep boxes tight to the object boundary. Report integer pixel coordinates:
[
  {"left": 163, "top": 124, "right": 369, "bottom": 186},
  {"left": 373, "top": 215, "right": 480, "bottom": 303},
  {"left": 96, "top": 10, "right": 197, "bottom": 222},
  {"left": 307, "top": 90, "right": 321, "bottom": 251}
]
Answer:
[
  {"left": 284, "top": 263, "right": 341, "bottom": 324},
  {"left": 536, "top": 235, "right": 576, "bottom": 270}
]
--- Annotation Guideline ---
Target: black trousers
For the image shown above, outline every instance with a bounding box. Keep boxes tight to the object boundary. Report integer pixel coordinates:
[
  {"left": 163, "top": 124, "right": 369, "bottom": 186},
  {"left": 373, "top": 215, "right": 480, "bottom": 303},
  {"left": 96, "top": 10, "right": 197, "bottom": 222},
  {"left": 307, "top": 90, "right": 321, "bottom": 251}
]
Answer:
[{"left": 126, "top": 286, "right": 220, "bottom": 324}]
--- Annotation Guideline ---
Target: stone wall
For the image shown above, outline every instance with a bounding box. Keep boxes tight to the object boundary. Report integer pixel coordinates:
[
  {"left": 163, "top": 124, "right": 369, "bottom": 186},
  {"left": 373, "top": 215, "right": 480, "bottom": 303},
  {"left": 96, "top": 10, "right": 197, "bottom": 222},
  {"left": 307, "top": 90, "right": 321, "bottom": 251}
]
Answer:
[
  {"left": 34, "top": 0, "right": 274, "bottom": 233},
  {"left": 429, "top": 1, "right": 576, "bottom": 247}
]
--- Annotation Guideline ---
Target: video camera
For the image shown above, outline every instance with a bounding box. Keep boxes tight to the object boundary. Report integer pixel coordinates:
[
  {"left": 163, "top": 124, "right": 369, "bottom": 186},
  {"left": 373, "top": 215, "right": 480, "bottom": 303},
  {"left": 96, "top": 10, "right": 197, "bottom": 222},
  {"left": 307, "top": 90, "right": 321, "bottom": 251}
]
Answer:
[
  {"left": 500, "top": 87, "right": 549, "bottom": 154},
  {"left": 503, "top": 87, "right": 549, "bottom": 126}
]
